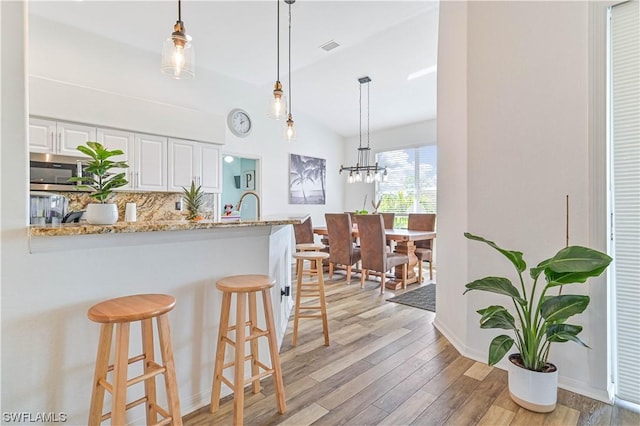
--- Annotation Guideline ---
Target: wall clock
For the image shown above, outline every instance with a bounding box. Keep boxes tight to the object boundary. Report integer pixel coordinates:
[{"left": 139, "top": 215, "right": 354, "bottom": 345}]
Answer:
[{"left": 227, "top": 108, "right": 252, "bottom": 138}]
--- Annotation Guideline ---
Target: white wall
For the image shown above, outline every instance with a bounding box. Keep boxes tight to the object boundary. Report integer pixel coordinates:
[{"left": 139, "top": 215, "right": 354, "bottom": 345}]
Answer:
[{"left": 436, "top": 0, "right": 609, "bottom": 401}]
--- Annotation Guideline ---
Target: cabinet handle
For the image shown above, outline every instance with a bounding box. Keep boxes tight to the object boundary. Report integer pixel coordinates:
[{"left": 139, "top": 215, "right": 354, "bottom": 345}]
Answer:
[
  {"left": 50, "top": 132, "right": 55, "bottom": 150},
  {"left": 136, "top": 172, "right": 139, "bottom": 189},
  {"left": 57, "top": 132, "right": 61, "bottom": 152}
]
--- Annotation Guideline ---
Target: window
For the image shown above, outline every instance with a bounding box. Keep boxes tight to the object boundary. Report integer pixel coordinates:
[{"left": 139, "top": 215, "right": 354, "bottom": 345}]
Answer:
[{"left": 375, "top": 145, "right": 437, "bottom": 227}]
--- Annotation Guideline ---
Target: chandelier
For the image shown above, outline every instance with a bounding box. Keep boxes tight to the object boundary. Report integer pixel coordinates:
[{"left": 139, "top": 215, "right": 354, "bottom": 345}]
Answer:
[{"left": 339, "top": 77, "right": 387, "bottom": 183}]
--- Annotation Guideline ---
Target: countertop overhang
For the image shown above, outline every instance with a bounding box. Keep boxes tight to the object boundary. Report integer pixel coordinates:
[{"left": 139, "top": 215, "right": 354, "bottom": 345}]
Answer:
[{"left": 29, "top": 215, "right": 309, "bottom": 237}]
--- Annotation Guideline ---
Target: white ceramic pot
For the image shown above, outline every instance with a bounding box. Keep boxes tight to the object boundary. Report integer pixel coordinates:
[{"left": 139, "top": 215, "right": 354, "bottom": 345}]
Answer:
[
  {"left": 86, "top": 203, "right": 118, "bottom": 225},
  {"left": 508, "top": 354, "right": 558, "bottom": 413}
]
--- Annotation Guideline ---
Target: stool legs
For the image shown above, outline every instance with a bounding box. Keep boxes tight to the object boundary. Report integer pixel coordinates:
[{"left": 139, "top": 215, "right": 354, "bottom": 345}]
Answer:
[
  {"left": 292, "top": 258, "right": 330, "bottom": 347},
  {"left": 157, "top": 314, "right": 183, "bottom": 426},
  {"left": 233, "top": 293, "right": 246, "bottom": 426},
  {"left": 89, "top": 324, "right": 113, "bottom": 426},
  {"left": 141, "top": 318, "right": 158, "bottom": 425},
  {"left": 210, "top": 287, "right": 286, "bottom": 424},
  {"left": 112, "top": 322, "right": 131, "bottom": 425},
  {"left": 261, "top": 288, "right": 286, "bottom": 414},
  {"left": 210, "top": 292, "right": 232, "bottom": 413},
  {"left": 88, "top": 316, "right": 182, "bottom": 426}
]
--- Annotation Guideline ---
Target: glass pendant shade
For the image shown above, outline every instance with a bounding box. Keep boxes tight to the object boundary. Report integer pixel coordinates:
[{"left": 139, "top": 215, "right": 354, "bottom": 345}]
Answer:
[
  {"left": 161, "top": 29, "right": 194, "bottom": 79},
  {"left": 267, "top": 81, "right": 287, "bottom": 119},
  {"left": 285, "top": 114, "right": 297, "bottom": 141}
]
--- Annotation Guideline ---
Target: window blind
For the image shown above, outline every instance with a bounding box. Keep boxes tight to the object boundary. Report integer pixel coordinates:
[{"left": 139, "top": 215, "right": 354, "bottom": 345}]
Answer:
[
  {"left": 375, "top": 146, "right": 437, "bottom": 225},
  {"left": 610, "top": 0, "right": 640, "bottom": 405}
]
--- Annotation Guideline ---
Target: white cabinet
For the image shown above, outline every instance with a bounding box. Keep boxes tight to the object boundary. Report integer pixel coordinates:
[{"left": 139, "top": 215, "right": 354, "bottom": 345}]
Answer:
[
  {"left": 96, "top": 128, "right": 135, "bottom": 190},
  {"left": 96, "top": 130, "right": 167, "bottom": 192},
  {"left": 168, "top": 139, "right": 221, "bottom": 193},
  {"left": 135, "top": 134, "right": 167, "bottom": 191},
  {"left": 29, "top": 118, "right": 96, "bottom": 157}
]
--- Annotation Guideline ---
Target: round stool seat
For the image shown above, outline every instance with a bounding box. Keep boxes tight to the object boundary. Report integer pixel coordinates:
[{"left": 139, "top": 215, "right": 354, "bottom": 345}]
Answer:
[
  {"left": 293, "top": 251, "right": 330, "bottom": 261},
  {"left": 296, "top": 242, "right": 325, "bottom": 251},
  {"left": 216, "top": 274, "right": 274, "bottom": 293},
  {"left": 88, "top": 294, "right": 176, "bottom": 324}
]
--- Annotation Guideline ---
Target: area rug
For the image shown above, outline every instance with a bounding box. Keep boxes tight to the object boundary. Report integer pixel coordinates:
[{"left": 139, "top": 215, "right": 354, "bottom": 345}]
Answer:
[{"left": 387, "top": 284, "right": 436, "bottom": 312}]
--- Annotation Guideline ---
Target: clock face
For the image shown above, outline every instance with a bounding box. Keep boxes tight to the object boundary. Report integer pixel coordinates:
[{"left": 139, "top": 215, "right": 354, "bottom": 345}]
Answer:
[{"left": 228, "top": 109, "right": 252, "bottom": 137}]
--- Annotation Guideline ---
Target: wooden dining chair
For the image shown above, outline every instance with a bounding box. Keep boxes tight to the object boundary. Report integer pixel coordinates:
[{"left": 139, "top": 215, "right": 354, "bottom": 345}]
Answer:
[
  {"left": 380, "top": 213, "right": 395, "bottom": 229},
  {"left": 325, "top": 213, "right": 361, "bottom": 284},
  {"left": 355, "top": 214, "right": 408, "bottom": 295},
  {"left": 408, "top": 213, "right": 436, "bottom": 282}
]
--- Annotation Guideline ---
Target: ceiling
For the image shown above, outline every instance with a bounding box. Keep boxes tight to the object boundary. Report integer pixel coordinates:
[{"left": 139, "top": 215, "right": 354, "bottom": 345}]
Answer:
[{"left": 28, "top": 0, "right": 439, "bottom": 138}]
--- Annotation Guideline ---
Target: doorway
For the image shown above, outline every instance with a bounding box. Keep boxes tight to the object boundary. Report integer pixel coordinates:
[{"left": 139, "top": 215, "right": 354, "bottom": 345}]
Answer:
[{"left": 221, "top": 153, "right": 260, "bottom": 220}]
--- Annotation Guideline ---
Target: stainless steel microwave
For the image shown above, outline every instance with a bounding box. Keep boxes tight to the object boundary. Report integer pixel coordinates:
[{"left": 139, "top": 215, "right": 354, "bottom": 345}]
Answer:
[{"left": 29, "top": 152, "right": 88, "bottom": 191}]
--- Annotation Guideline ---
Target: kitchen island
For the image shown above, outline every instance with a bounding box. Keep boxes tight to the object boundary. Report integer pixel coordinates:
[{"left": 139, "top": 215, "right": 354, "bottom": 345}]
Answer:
[{"left": 15, "top": 215, "right": 305, "bottom": 424}]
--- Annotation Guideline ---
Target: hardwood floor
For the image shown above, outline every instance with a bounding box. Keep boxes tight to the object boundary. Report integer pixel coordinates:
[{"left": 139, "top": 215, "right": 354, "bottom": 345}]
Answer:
[{"left": 184, "top": 272, "right": 640, "bottom": 426}]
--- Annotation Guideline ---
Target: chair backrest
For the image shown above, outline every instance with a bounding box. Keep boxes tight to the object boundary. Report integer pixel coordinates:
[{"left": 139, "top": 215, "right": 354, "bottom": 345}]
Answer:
[
  {"left": 408, "top": 213, "right": 436, "bottom": 249},
  {"left": 380, "top": 213, "right": 395, "bottom": 229},
  {"left": 355, "top": 214, "right": 387, "bottom": 273},
  {"left": 325, "top": 213, "right": 357, "bottom": 265},
  {"left": 293, "top": 216, "right": 314, "bottom": 244}
]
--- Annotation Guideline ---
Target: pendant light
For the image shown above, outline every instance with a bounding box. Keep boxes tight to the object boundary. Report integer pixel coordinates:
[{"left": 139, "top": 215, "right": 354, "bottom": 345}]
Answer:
[
  {"left": 284, "top": 0, "right": 297, "bottom": 141},
  {"left": 268, "top": 0, "right": 286, "bottom": 119},
  {"left": 161, "top": 0, "right": 195, "bottom": 80},
  {"left": 339, "top": 77, "right": 387, "bottom": 183}
]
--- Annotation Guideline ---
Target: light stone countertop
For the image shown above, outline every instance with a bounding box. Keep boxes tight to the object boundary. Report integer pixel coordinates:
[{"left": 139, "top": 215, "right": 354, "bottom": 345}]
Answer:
[{"left": 29, "top": 214, "right": 309, "bottom": 237}]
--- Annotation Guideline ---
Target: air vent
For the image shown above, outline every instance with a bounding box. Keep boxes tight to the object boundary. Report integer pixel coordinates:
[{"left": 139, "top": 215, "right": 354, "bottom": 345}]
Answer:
[{"left": 320, "top": 40, "right": 340, "bottom": 52}]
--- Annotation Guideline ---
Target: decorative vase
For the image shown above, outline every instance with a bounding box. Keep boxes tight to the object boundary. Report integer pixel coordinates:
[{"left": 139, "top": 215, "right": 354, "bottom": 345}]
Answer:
[
  {"left": 86, "top": 203, "right": 118, "bottom": 225},
  {"left": 508, "top": 353, "right": 558, "bottom": 413}
]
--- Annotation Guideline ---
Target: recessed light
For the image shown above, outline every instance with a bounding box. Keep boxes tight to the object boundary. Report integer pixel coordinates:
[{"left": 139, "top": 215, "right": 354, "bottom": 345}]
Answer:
[
  {"left": 407, "top": 65, "right": 437, "bottom": 81},
  {"left": 224, "top": 155, "right": 234, "bottom": 163}
]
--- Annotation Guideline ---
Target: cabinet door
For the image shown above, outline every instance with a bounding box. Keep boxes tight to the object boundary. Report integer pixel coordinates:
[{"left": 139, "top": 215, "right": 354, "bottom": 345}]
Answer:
[
  {"left": 199, "top": 143, "right": 221, "bottom": 193},
  {"left": 168, "top": 139, "right": 198, "bottom": 192},
  {"left": 135, "top": 134, "right": 167, "bottom": 191},
  {"left": 97, "top": 128, "right": 135, "bottom": 190},
  {"left": 58, "top": 122, "right": 96, "bottom": 157},
  {"left": 29, "top": 118, "right": 56, "bottom": 153}
]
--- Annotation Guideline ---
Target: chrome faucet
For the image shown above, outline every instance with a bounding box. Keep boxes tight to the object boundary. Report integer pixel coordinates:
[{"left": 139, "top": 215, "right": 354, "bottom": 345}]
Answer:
[{"left": 236, "top": 191, "right": 261, "bottom": 220}]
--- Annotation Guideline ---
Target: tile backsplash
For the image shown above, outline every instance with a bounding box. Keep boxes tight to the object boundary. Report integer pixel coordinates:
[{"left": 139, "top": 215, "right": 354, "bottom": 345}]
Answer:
[{"left": 60, "top": 191, "right": 217, "bottom": 222}]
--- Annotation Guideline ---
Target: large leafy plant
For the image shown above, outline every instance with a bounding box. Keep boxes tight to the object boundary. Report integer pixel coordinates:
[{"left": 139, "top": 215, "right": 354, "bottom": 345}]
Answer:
[
  {"left": 463, "top": 232, "right": 612, "bottom": 371},
  {"left": 68, "top": 142, "right": 128, "bottom": 203}
]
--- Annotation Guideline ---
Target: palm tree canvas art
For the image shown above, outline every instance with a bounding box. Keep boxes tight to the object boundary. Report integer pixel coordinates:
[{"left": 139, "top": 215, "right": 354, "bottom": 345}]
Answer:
[{"left": 289, "top": 154, "right": 326, "bottom": 204}]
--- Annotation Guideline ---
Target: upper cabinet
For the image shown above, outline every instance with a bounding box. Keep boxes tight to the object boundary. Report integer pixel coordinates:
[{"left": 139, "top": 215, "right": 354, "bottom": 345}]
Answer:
[
  {"left": 96, "top": 128, "right": 135, "bottom": 190},
  {"left": 136, "top": 134, "right": 168, "bottom": 192},
  {"left": 29, "top": 118, "right": 96, "bottom": 157},
  {"left": 97, "top": 129, "right": 167, "bottom": 192},
  {"left": 168, "top": 139, "right": 221, "bottom": 193}
]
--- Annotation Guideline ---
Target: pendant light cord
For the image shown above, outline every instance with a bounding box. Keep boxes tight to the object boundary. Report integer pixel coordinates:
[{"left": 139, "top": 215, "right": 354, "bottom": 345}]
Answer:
[
  {"left": 276, "top": 0, "right": 280, "bottom": 81},
  {"left": 367, "top": 81, "right": 370, "bottom": 148},
  {"left": 288, "top": 1, "right": 292, "bottom": 115},
  {"left": 359, "top": 83, "right": 363, "bottom": 149},
  {"left": 178, "top": 0, "right": 182, "bottom": 22}
]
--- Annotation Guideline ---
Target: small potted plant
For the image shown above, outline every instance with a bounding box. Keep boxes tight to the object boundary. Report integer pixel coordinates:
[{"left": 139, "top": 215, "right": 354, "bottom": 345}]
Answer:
[
  {"left": 68, "top": 142, "right": 128, "bottom": 225},
  {"left": 182, "top": 180, "right": 204, "bottom": 221},
  {"left": 463, "top": 232, "right": 612, "bottom": 413}
]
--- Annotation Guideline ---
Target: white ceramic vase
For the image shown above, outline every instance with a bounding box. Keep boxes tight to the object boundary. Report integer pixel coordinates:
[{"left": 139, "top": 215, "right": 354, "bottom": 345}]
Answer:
[
  {"left": 86, "top": 203, "right": 118, "bottom": 225},
  {"left": 508, "top": 354, "right": 558, "bottom": 413}
]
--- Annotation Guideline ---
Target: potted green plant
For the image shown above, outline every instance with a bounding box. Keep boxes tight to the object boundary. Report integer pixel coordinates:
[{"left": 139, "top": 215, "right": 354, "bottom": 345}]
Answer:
[
  {"left": 463, "top": 232, "right": 612, "bottom": 413},
  {"left": 182, "top": 180, "right": 204, "bottom": 220},
  {"left": 68, "top": 141, "right": 128, "bottom": 225}
]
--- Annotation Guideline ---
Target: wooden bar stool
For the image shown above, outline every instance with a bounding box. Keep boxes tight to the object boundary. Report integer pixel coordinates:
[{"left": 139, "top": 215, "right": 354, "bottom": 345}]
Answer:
[
  {"left": 210, "top": 275, "right": 286, "bottom": 425},
  {"left": 87, "top": 294, "right": 182, "bottom": 426},
  {"left": 292, "top": 251, "right": 331, "bottom": 347},
  {"left": 294, "top": 242, "right": 326, "bottom": 275}
]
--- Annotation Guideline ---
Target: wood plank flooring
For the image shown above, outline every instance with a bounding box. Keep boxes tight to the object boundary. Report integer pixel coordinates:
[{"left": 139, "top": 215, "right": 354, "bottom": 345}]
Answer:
[{"left": 184, "top": 272, "right": 640, "bottom": 426}]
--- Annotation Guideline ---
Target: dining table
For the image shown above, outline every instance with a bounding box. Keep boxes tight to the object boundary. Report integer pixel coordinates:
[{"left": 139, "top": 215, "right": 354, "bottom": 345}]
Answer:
[{"left": 313, "top": 225, "right": 436, "bottom": 289}]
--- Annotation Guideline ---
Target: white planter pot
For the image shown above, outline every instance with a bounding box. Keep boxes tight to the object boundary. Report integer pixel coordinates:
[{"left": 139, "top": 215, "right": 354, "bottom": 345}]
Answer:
[
  {"left": 86, "top": 203, "right": 118, "bottom": 225},
  {"left": 508, "top": 354, "right": 558, "bottom": 413}
]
